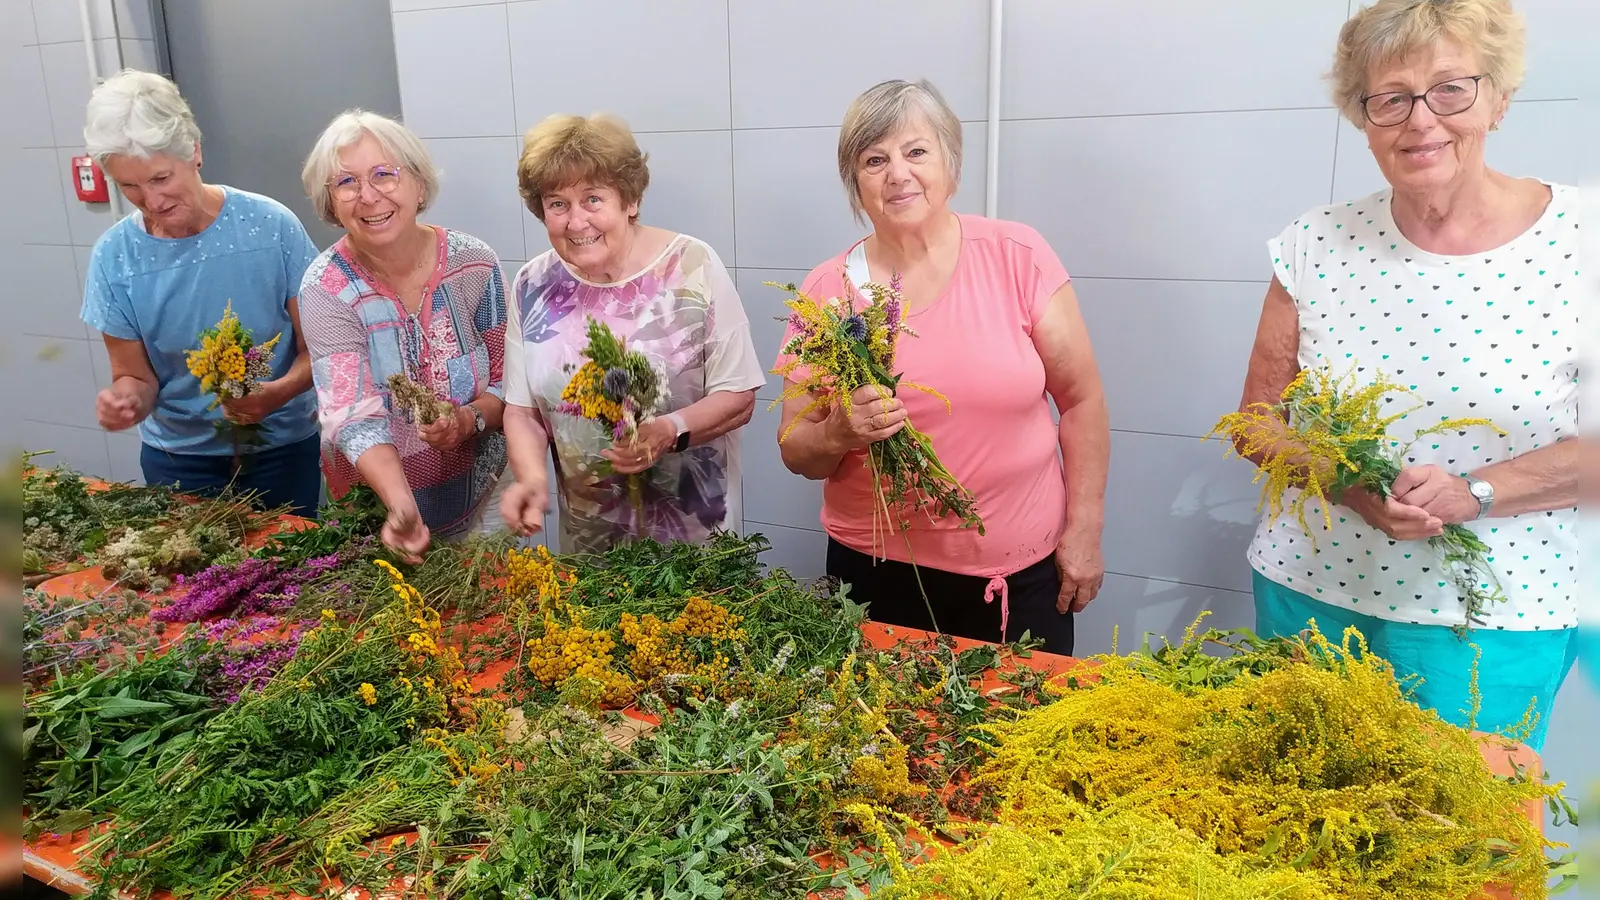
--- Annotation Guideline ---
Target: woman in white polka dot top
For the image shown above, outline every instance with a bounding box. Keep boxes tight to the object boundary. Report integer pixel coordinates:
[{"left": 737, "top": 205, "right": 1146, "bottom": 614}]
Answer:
[{"left": 1232, "top": 0, "right": 1579, "bottom": 751}]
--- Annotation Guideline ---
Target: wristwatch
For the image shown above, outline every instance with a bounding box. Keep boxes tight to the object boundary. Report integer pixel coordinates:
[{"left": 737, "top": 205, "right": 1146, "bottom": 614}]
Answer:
[
  {"left": 465, "top": 403, "right": 486, "bottom": 434},
  {"left": 1465, "top": 476, "right": 1494, "bottom": 520},
  {"left": 667, "top": 412, "right": 690, "bottom": 453}
]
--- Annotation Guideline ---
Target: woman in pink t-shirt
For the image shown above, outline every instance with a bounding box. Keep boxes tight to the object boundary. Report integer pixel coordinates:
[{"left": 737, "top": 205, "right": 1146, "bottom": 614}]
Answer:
[{"left": 773, "top": 79, "right": 1110, "bottom": 655}]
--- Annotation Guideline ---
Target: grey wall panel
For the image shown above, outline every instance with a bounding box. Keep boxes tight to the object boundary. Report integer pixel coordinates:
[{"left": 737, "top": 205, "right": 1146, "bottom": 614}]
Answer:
[{"left": 161, "top": 0, "right": 403, "bottom": 249}]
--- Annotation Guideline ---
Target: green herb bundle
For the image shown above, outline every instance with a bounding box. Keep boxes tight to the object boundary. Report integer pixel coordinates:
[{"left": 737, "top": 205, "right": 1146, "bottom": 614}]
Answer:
[
  {"left": 566, "top": 531, "right": 868, "bottom": 674},
  {"left": 24, "top": 643, "right": 217, "bottom": 836},
  {"left": 80, "top": 576, "right": 461, "bottom": 899}
]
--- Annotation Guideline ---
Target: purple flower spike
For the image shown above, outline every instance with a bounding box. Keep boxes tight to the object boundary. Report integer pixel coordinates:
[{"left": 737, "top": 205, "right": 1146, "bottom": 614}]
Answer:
[{"left": 151, "top": 547, "right": 356, "bottom": 623}]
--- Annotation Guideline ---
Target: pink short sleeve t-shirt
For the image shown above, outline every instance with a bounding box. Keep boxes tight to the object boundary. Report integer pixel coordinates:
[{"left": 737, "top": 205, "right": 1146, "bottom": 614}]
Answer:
[{"left": 777, "top": 215, "right": 1070, "bottom": 579}]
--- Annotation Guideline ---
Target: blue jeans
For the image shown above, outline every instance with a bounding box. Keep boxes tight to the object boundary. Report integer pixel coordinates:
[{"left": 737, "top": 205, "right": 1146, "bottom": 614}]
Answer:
[
  {"left": 140, "top": 434, "right": 323, "bottom": 518},
  {"left": 1253, "top": 571, "right": 1576, "bottom": 751}
]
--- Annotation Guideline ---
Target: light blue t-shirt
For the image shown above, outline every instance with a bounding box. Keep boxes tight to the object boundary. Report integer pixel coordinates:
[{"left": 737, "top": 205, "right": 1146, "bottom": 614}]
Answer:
[{"left": 81, "top": 186, "right": 321, "bottom": 456}]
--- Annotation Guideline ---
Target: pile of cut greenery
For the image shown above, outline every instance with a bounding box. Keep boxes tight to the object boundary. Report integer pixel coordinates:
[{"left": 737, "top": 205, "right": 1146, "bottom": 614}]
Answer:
[
  {"left": 22, "top": 452, "right": 286, "bottom": 589},
  {"left": 19, "top": 494, "right": 1577, "bottom": 900},
  {"left": 861, "top": 618, "right": 1574, "bottom": 900},
  {"left": 22, "top": 453, "right": 180, "bottom": 579}
]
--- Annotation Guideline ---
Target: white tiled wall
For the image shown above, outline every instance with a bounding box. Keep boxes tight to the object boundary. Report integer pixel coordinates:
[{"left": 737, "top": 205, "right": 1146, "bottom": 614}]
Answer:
[
  {"left": 9, "top": 0, "right": 157, "bottom": 484},
  {"left": 385, "top": 0, "right": 1582, "bottom": 659},
  {"left": 11, "top": 0, "right": 1581, "bottom": 659}
]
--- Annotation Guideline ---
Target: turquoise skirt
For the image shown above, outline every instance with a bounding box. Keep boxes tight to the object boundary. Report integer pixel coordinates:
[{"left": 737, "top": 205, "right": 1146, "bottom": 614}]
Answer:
[{"left": 1252, "top": 571, "right": 1576, "bottom": 751}]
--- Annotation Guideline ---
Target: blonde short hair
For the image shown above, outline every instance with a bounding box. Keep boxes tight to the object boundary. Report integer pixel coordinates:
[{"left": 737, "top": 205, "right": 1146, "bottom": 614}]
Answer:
[
  {"left": 83, "top": 69, "right": 202, "bottom": 164},
  {"left": 837, "top": 79, "right": 962, "bottom": 224},
  {"left": 301, "top": 110, "right": 440, "bottom": 225},
  {"left": 517, "top": 113, "right": 650, "bottom": 223},
  {"left": 1332, "top": 0, "right": 1526, "bottom": 126}
]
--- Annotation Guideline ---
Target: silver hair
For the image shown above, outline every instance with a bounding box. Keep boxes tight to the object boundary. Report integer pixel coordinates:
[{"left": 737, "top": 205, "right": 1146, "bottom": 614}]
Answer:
[
  {"left": 837, "top": 79, "right": 963, "bottom": 224},
  {"left": 301, "top": 110, "right": 440, "bottom": 226},
  {"left": 83, "top": 69, "right": 202, "bottom": 164},
  {"left": 1331, "top": 0, "right": 1526, "bottom": 127}
]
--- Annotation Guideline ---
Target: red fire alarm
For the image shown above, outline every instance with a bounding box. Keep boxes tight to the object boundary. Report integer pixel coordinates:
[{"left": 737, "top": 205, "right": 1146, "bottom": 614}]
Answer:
[{"left": 72, "top": 155, "right": 110, "bottom": 203}]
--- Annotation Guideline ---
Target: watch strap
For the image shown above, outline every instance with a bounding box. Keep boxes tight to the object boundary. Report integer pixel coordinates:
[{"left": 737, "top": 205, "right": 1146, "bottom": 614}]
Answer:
[
  {"left": 1466, "top": 476, "right": 1493, "bottom": 519},
  {"left": 667, "top": 412, "right": 690, "bottom": 452},
  {"left": 466, "top": 403, "right": 485, "bottom": 434}
]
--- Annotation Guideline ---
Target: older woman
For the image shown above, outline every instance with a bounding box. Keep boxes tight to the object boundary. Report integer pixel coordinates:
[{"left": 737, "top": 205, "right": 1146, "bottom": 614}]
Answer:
[
  {"left": 773, "top": 80, "right": 1109, "bottom": 656},
  {"left": 1234, "top": 0, "right": 1579, "bottom": 749},
  {"left": 498, "top": 113, "right": 764, "bottom": 553},
  {"left": 79, "top": 69, "right": 321, "bottom": 514},
  {"left": 297, "top": 111, "right": 510, "bottom": 562}
]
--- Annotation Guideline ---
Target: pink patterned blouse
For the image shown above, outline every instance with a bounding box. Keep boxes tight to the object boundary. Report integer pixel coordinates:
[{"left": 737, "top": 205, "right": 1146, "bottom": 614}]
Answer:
[
  {"left": 503, "top": 234, "right": 765, "bottom": 553},
  {"left": 299, "top": 227, "right": 508, "bottom": 537}
]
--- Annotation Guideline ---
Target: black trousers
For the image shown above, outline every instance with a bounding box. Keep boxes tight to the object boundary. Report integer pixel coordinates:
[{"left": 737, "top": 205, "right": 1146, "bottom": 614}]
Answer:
[{"left": 826, "top": 538, "right": 1074, "bottom": 656}]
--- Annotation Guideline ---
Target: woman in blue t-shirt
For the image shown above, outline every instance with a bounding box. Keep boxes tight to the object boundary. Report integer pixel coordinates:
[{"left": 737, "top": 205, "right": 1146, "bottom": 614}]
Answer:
[{"left": 79, "top": 70, "right": 322, "bottom": 515}]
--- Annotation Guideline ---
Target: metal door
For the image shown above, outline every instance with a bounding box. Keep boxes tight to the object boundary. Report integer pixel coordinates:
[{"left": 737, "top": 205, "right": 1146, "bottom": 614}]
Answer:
[{"left": 157, "top": 0, "right": 403, "bottom": 249}]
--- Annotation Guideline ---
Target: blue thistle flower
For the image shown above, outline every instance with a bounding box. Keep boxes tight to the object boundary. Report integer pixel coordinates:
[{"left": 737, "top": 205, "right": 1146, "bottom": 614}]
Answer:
[
  {"left": 843, "top": 314, "right": 868, "bottom": 342},
  {"left": 601, "top": 367, "right": 632, "bottom": 401}
]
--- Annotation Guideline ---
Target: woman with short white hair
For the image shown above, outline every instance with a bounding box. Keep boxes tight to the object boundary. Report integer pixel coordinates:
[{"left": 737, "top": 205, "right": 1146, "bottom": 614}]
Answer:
[
  {"left": 1232, "top": 0, "right": 1580, "bottom": 749},
  {"left": 297, "top": 110, "right": 511, "bottom": 562},
  {"left": 79, "top": 69, "right": 322, "bottom": 514}
]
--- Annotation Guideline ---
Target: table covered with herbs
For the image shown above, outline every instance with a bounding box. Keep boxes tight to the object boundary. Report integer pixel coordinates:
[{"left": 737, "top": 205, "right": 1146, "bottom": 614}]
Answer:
[{"left": 18, "top": 456, "right": 1574, "bottom": 900}]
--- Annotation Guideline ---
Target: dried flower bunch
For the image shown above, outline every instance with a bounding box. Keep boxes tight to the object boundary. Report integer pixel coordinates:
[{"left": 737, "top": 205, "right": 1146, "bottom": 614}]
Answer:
[
  {"left": 22, "top": 453, "right": 179, "bottom": 578},
  {"left": 386, "top": 372, "right": 456, "bottom": 425},
  {"left": 22, "top": 587, "right": 160, "bottom": 690},
  {"left": 770, "top": 276, "right": 982, "bottom": 542},
  {"left": 186, "top": 300, "right": 281, "bottom": 409},
  {"left": 1207, "top": 364, "right": 1507, "bottom": 633}
]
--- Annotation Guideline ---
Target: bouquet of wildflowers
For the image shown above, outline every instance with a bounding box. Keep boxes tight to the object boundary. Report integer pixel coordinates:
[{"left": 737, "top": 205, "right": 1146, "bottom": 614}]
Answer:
[
  {"left": 187, "top": 300, "right": 281, "bottom": 410},
  {"left": 1207, "top": 363, "right": 1506, "bottom": 635},
  {"left": 186, "top": 300, "right": 282, "bottom": 462},
  {"left": 770, "top": 275, "right": 982, "bottom": 545},
  {"left": 555, "top": 317, "right": 668, "bottom": 530}
]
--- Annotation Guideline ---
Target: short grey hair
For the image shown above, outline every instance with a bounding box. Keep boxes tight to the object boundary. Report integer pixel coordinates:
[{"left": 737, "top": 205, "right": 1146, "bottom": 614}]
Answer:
[
  {"left": 837, "top": 79, "right": 963, "bottom": 223},
  {"left": 1331, "top": 0, "right": 1526, "bottom": 127},
  {"left": 301, "top": 110, "right": 440, "bottom": 226},
  {"left": 83, "top": 68, "right": 202, "bottom": 165}
]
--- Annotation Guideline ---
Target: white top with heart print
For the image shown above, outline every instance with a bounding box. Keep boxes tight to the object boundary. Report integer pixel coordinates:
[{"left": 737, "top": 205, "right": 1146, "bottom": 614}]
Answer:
[{"left": 1246, "top": 181, "right": 1581, "bottom": 632}]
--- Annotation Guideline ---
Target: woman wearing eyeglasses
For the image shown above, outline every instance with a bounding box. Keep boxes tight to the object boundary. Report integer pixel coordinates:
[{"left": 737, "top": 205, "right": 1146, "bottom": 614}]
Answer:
[
  {"left": 297, "top": 110, "right": 511, "bottom": 562},
  {"left": 1232, "top": 0, "right": 1579, "bottom": 750}
]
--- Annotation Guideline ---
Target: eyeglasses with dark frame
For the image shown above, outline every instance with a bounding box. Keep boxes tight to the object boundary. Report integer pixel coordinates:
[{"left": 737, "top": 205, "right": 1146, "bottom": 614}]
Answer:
[
  {"left": 328, "top": 165, "right": 403, "bottom": 201},
  {"left": 1360, "top": 74, "right": 1485, "bottom": 127}
]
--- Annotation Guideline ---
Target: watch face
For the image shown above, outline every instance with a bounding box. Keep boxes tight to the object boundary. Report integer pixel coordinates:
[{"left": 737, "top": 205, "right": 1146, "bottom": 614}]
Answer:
[{"left": 1470, "top": 481, "right": 1492, "bottom": 500}]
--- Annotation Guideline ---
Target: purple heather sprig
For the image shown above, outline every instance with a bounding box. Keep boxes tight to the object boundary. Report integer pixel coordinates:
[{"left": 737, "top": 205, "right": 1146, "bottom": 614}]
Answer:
[
  {"left": 197, "top": 615, "right": 310, "bottom": 703},
  {"left": 154, "top": 552, "right": 347, "bottom": 623}
]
